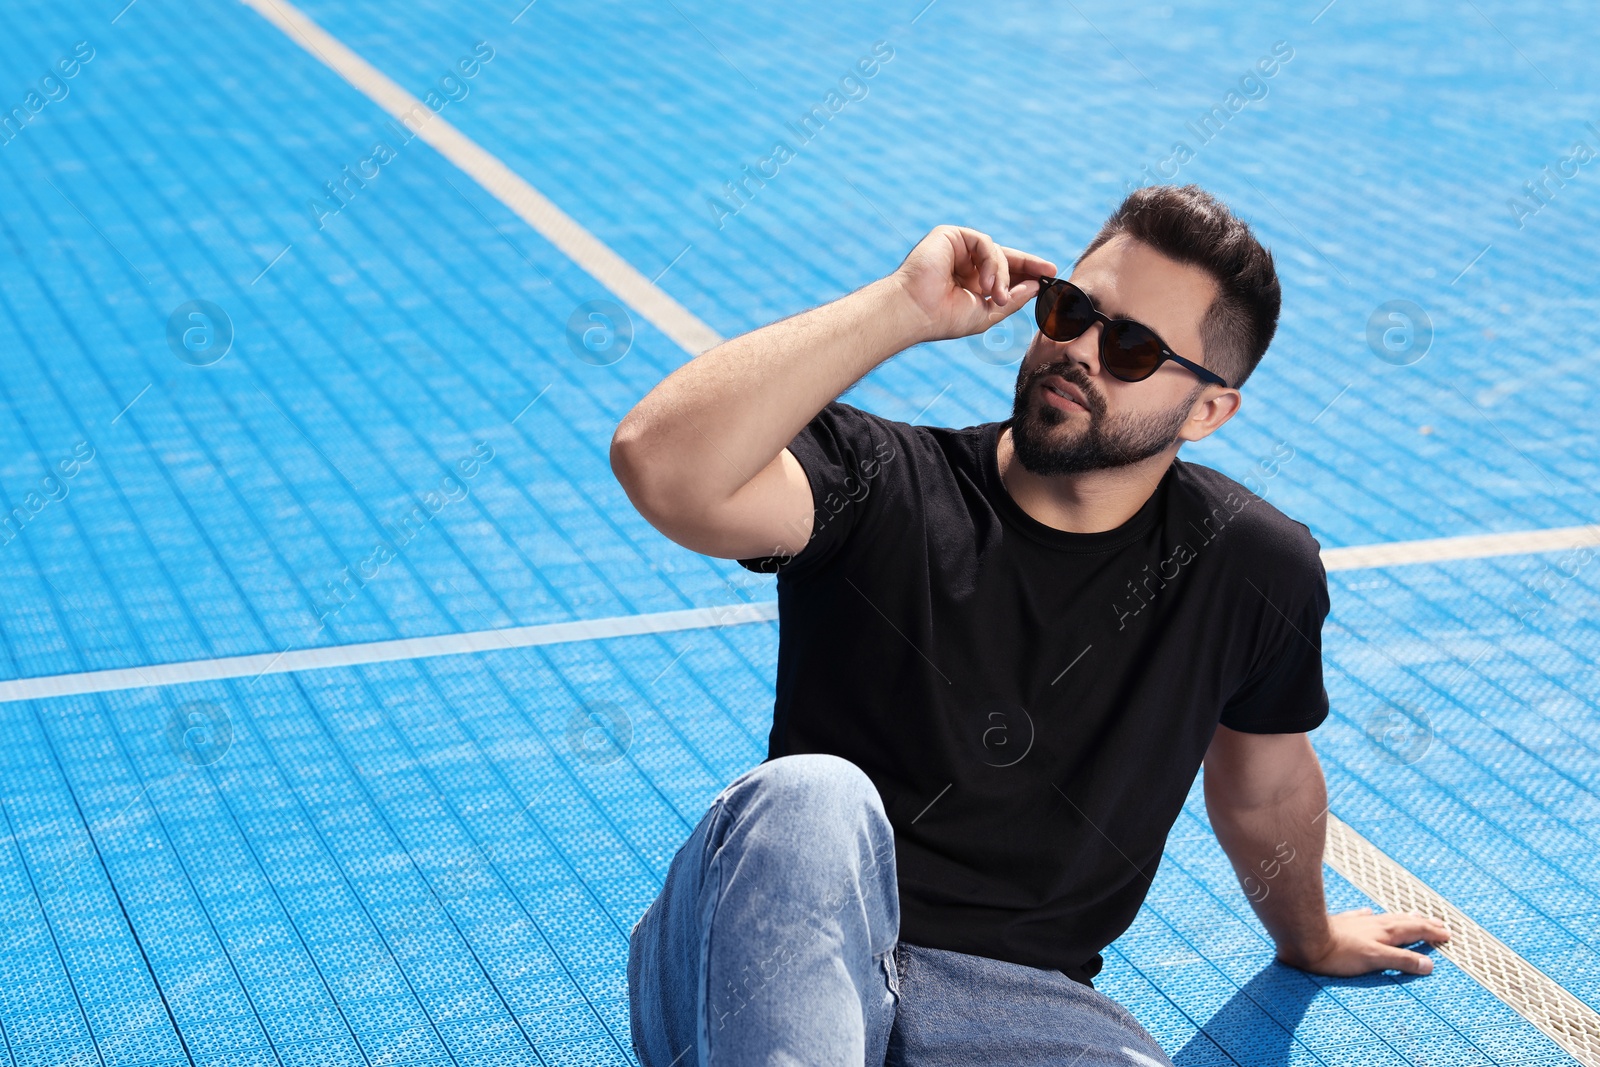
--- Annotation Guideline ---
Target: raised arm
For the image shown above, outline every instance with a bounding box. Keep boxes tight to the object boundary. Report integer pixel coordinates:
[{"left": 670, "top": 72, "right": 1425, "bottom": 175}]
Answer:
[{"left": 608, "top": 227, "right": 1056, "bottom": 560}]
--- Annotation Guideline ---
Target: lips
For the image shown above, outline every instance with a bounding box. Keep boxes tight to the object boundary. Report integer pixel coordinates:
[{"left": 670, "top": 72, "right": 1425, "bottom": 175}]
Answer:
[{"left": 1039, "top": 374, "right": 1089, "bottom": 412}]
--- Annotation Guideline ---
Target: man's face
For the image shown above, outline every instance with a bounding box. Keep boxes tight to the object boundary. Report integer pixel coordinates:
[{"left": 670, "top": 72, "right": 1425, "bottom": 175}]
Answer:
[{"left": 1010, "top": 235, "right": 1224, "bottom": 475}]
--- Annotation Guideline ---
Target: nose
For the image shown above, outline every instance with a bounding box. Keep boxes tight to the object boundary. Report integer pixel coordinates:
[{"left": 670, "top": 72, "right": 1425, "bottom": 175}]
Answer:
[{"left": 1056, "top": 321, "right": 1107, "bottom": 379}]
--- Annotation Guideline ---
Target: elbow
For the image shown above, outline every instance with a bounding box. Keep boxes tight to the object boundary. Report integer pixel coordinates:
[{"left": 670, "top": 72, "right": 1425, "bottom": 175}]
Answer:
[
  {"left": 610, "top": 420, "right": 660, "bottom": 516},
  {"left": 609, "top": 418, "right": 643, "bottom": 492},
  {"left": 610, "top": 417, "right": 693, "bottom": 528}
]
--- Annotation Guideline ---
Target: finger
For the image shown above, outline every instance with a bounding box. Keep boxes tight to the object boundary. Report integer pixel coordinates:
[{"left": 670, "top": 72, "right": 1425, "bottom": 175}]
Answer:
[
  {"left": 988, "top": 240, "right": 1011, "bottom": 305},
  {"left": 935, "top": 227, "right": 979, "bottom": 291},
  {"left": 953, "top": 228, "right": 997, "bottom": 296},
  {"left": 999, "top": 245, "right": 1058, "bottom": 282},
  {"left": 1005, "top": 278, "right": 1042, "bottom": 307},
  {"left": 1381, "top": 912, "right": 1452, "bottom": 945},
  {"left": 1341, "top": 907, "right": 1375, "bottom": 917},
  {"left": 1370, "top": 943, "right": 1434, "bottom": 976},
  {"left": 954, "top": 228, "right": 1009, "bottom": 303},
  {"left": 982, "top": 293, "right": 1033, "bottom": 329}
]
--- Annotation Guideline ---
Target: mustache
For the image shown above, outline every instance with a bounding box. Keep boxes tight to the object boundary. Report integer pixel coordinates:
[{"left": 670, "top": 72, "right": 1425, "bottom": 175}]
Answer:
[{"left": 1023, "top": 361, "right": 1106, "bottom": 415}]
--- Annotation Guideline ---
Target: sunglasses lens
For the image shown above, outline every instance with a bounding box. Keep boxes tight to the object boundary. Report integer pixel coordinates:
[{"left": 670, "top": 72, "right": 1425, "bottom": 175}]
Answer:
[
  {"left": 1103, "top": 321, "right": 1165, "bottom": 382},
  {"left": 1036, "top": 283, "right": 1095, "bottom": 343}
]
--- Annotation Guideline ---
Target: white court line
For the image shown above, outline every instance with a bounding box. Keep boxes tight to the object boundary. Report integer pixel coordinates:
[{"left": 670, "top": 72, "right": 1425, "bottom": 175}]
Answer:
[
  {"left": 0, "top": 602, "right": 777, "bottom": 703},
  {"left": 236, "top": 0, "right": 724, "bottom": 357},
  {"left": 2, "top": 522, "right": 1595, "bottom": 704},
  {"left": 1322, "top": 523, "right": 1600, "bottom": 571},
  {"left": 1325, "top": 816, "right": 1600, "bottom": 1065}
]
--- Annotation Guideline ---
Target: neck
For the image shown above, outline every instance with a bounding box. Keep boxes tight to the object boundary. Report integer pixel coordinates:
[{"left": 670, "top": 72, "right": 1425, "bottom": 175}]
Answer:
[{"left": 996, "top": 426, "right": 1176, "bottom": 534}]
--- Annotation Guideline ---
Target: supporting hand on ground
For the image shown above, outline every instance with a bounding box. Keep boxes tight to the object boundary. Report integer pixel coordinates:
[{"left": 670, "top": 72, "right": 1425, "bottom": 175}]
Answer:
[{"left": 1279, "top": 906, "right": 1452, "bottom": 977}]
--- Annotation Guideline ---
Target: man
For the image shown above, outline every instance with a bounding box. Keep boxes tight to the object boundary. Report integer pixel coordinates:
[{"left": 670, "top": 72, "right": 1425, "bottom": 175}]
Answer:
[{"left": 611, "top": 185, "right": 1449, "bottom": 1066}]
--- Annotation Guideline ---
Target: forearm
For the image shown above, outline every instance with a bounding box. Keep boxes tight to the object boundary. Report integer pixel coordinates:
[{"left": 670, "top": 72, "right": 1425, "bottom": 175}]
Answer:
[
  {"left": 611, "top": 275, "right": 926, "bottom": 512},
  {"left": 1205, "top": 746, "right": 1333, "bottom": 966}
]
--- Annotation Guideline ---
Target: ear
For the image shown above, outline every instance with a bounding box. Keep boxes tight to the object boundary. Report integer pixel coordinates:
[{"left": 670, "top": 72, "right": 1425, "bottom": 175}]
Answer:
[{"left": 1177, "top": 387, "right": 1241, "bottom": 442}]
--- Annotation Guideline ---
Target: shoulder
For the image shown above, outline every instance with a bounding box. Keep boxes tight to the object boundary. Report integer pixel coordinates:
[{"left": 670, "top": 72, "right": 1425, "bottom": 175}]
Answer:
[
  {"left": 1170, "top": 460, "right": 1325, "bottom": 582},
  {"left": 806, "top": 400, "right": 988, "bottom": 471},
  {"left": 741, "top": 402, "right": 987, "bottom": 578}
]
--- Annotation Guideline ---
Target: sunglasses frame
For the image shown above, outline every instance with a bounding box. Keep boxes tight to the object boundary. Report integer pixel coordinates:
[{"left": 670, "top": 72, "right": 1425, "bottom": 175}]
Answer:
[{"left": 1034, "top": 277, "right": 1230, "bottom": 389}]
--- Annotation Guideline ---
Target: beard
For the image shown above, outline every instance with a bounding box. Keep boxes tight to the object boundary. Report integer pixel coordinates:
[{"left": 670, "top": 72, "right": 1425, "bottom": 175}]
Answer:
[{"left": 1009, "top": 361, "right": 1201, "bottom": 476}]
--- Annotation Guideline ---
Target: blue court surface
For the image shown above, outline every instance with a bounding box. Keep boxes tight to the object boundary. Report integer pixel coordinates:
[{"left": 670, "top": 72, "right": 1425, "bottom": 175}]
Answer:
[{"left": 1, "top": 0, "right": 1597, "bottom": 1063}]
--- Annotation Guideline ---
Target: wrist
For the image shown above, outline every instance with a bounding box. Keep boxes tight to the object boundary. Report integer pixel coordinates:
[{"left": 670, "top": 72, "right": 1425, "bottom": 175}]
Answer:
[
  {"left": 870, "top": 271, "right": 937, "bottom": 348},
  {"left": 1273, "top": 920, "right": 1335, "bottom": 969}
]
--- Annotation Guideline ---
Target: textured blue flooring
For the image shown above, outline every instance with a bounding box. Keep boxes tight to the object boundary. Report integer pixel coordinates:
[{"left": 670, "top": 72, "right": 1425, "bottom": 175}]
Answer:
[{"left": 0, "top": 0, "right": 1596, "bottom": 1063}]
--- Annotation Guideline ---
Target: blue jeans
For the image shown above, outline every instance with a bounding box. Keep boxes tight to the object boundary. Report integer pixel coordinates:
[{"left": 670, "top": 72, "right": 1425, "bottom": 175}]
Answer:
[{"left": 627, "top": 754, "right": 1176, "bottom": 1066}]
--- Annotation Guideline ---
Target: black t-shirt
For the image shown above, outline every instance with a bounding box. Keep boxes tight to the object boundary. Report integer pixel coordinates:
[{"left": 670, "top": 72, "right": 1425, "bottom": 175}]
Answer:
[{"left": 738, "top": 401, "right": 1331, "bottom": 985}]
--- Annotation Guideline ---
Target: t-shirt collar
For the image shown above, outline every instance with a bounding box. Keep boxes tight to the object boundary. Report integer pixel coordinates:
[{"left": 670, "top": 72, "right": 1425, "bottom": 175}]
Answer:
[{"left": 979, "top": 419, "right": 1173, "bottom": 553}]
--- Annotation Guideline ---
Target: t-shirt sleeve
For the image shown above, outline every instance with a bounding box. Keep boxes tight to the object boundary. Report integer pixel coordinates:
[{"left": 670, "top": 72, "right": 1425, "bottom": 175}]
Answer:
[
  {"left": 1218, "top": 534, "right": 1332, "bottom": 734},
  {"left": 735, "top": 400, "right": 903, "bottom": 579}
]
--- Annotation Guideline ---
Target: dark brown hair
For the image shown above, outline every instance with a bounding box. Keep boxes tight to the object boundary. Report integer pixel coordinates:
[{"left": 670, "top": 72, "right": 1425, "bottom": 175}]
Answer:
[{"left": 1078, "top": 185, "right": 1280, "bottom": 389}]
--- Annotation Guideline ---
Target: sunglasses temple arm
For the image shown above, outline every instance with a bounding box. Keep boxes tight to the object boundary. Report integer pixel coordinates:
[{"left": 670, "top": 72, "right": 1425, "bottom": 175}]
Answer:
[{"left": 1170, "top": 352, "right": 1228, "bottom": 388}]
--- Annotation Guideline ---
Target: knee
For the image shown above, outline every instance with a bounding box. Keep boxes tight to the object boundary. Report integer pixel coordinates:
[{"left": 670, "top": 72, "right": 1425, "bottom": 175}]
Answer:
[
  {"left": 734, "top": 753, "right": 881, "bottom": 813},
  {"left": 721, "top": 754, "right": 892, "bottom": 852},
  {"left": 711, "top": 755, "right": 899, "bottom": 942}
]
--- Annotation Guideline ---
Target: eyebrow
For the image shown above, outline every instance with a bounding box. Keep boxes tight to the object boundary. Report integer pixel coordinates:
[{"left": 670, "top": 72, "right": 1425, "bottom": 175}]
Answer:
[{"left": 1077, "top": 285, "right": 1135, "bottom": 322}]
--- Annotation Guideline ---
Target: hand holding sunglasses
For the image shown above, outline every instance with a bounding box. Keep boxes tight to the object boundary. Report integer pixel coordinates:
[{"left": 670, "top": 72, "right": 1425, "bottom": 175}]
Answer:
[
  {"left": 1034, "top": 277, "right": 1230, "bottom": 389},
  {"left": 891, "top": 226, "right": 1058, "bottom": 343}
]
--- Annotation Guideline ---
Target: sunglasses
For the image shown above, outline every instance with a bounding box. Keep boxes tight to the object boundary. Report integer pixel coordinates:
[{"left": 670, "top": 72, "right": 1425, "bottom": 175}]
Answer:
[{"left": 1033, "top": 277, "right": 1229, "bottom": 389}]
